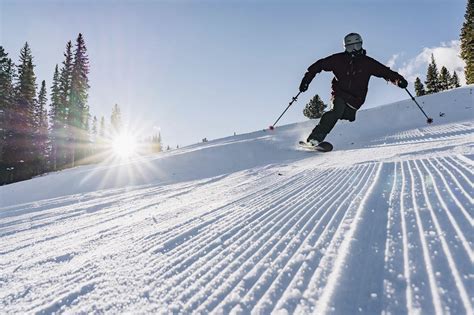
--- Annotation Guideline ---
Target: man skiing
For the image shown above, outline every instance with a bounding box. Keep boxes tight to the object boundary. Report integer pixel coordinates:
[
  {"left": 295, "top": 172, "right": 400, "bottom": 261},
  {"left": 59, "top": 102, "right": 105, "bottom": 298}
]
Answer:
[{"left": 299, "top": 33, "right": 408, "bottom": 147}]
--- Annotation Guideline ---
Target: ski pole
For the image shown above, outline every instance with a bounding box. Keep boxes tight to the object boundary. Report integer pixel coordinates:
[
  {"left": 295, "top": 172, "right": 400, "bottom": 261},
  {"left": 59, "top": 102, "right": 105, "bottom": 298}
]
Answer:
[
  {"left": 269, "top": 92, "right": 301, "bottom": 130},
  {"left": 405, "top": 88, "right": 433, "bottom": 124}
]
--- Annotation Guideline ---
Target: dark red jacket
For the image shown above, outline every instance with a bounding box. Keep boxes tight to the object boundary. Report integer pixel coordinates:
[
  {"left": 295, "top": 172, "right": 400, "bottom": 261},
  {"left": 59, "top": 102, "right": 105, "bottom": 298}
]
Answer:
[{"left": 301, "top": 51, "right": 405, "bottom": 109}]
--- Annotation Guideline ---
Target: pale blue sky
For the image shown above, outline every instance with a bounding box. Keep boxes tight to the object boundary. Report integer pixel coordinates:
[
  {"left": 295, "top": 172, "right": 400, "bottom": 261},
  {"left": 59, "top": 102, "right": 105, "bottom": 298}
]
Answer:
[{"left": 0, "top": 0, "right": 467, "bottom": 147}]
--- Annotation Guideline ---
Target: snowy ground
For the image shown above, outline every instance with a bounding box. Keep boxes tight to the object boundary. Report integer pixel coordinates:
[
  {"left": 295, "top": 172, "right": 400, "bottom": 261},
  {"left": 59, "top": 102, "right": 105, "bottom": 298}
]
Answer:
[{"left": 1, "top": 87, "right": 473, "bottom": 314}]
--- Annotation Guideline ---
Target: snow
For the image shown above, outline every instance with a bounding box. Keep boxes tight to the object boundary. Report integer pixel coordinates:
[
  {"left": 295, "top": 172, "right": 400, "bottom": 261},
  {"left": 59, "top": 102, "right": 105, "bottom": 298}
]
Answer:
[{"left": 1, "top": 86, "right": 473, "bottom": 314}]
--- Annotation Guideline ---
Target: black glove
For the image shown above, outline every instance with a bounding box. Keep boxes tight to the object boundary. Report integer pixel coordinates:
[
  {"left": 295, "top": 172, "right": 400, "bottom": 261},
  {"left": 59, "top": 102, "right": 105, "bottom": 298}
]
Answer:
[
  {"left": 299, "top": 80, "right": 309, "bottom": 92},
  {"left": 397, "top": 77, "right": 408, "bottom": 89}
]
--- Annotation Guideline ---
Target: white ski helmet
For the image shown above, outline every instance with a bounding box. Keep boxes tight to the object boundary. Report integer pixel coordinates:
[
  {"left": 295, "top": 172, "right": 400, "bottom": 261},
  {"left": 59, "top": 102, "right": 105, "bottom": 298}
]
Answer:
[{"left": 344, "top": 33, "right": 363, "bottom": 53}]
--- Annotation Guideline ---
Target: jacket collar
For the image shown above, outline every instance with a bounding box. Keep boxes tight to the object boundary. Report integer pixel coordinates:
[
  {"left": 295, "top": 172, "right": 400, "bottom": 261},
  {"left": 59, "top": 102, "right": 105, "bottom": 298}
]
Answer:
[{"left": 345, "top": 49, "right": 367, "bottom": 58}]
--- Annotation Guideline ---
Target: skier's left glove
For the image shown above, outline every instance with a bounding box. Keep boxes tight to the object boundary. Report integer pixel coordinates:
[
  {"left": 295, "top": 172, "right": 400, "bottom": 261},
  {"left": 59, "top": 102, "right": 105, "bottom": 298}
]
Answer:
[{"left": 397, "top": 77, "right": 408, "bottom": 89}]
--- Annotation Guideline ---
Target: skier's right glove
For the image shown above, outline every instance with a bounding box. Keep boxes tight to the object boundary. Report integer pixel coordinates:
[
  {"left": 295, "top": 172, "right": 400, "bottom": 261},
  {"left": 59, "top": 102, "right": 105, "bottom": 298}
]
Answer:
[{"left": 397, "top": 78, "right": 408, "bottom": 89}]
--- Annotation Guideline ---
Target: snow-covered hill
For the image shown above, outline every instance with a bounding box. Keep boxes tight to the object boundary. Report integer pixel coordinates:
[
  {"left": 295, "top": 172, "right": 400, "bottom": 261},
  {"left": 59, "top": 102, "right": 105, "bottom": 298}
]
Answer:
[{"left": 1, "top": 86, "right": 473, "bottom": 314}]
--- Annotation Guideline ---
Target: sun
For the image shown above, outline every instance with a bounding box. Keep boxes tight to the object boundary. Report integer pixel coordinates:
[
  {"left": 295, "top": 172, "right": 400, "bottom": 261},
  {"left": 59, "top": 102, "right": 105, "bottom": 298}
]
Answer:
[{"left": 112, "top": 133, "right": 137, "bottom": 158}]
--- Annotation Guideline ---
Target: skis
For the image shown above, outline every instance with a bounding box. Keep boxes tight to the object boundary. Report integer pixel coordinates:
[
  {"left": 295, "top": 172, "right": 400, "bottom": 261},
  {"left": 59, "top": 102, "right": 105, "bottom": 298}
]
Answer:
[{"left": 298, "top": 141, "right": 333, "bottom": 152}]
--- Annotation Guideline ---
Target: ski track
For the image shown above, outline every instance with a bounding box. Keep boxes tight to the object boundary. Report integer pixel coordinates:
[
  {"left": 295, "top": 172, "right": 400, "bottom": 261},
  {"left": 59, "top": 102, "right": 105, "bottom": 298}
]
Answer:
[
  {"left": 369, "top": 121, "right": 474, "bottom": 148},
  {"left": 1, "top": 137, "right": 473, "bottom": 312}
]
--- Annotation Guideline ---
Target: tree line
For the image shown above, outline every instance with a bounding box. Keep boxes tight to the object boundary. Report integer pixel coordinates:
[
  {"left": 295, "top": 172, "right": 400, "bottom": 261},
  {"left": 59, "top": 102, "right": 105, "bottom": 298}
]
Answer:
[
  {"left": 414, "top": 54, "right": 461, "bottom": 96},
  {"left": 414, "top": 0, "right": 472, "bottom": 97},
  {"left": 0, "top": 35, "right": 163, "bottom": 185},
  {"left": 0, "top": 35, "right": 90, "bottom": 185}
]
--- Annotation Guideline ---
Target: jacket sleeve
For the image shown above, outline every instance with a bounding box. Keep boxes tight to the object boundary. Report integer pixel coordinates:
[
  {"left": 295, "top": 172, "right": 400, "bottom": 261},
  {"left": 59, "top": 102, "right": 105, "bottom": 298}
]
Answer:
[
  {"left": 301, "top": 54, "right": 338, "bottom": 86},
  {"left": 369, "top": 57, "right": 404, "bottom": 84}
]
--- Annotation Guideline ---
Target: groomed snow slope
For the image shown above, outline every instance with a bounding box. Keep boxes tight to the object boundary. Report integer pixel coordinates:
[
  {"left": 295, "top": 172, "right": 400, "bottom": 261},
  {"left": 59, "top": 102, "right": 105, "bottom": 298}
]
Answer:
[{"left": 1, "top": 86, "right": 473, "bottom": 314}]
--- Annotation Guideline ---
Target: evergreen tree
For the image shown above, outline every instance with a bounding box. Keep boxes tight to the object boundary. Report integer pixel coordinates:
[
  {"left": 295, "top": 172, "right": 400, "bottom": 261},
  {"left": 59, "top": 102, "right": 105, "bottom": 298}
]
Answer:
[
  {"left": 414, "top": 77, "right": 426, "bottom": 96},
  {"left": 151, "top": 132, "right": 162, "bottom": 153},
  {"left": 68, "top": 34, "right": 90, "bottom": 166},
  {"left": 57, "top": 41, "right": 73, "bottom": 168},
  {"left": 82, "top": 103, "right": 91, "bottom": 160},
  {"left": 460, "top": 0, "right": 474, "bottom": 84},
  {"left": 0, "top": 49, "right": 14, "bottom": 133},
  {"left": 99, "top": 116, "right": 105, "bottom": 138},
  {"left": 91, "top": 115, "right": 98, "bottom": 140},
  {"left": 438, "top": 66, "right": 452, "bottom": 91},
  {"left": 110, "top": 104, "right": 122, "bottom": 133},
  {"left": 35, "top": 80, "right": 49, "bottom": 173},
  {"left": 96, "top": 116, "right": 106, "bottom": 156},
  {"left": 48, "top": 65, "right": 61, "bottom": 170},
  {"left": 0, "top": 47, "right": 14, "bottom": 111},
  {"left": 450, "top": 71, "right": 461, "bottom": 88},
  {"left": 0, "top": 46, "right": 15, "bottom": 183},
  {"left": 59, "top": 41, "right": 73, "bottom": 120},
  {"left": 5, "top": 43, "right": 37, "bottom": 182},
  {"left": 303, "top": 94, "right": 327, "bottom": 119},
  {"left": 425, "top": 54, "right": 440, "bottom": 94},
  {"left": 83, "top": 104, "right": 90, "bottom": 133},
  {"left": 90, "top": 115, "right": 98, "bottom": 158}
]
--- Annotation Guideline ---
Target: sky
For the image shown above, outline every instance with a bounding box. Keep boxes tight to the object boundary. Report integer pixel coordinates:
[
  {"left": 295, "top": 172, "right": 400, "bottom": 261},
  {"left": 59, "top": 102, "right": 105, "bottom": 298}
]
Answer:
[{"left": 0, "top": 0, "right": 468, "bottom": 148}]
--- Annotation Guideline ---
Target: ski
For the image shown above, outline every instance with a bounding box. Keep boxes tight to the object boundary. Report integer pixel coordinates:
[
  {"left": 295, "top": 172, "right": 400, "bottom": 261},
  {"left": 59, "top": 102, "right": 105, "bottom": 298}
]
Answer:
[{"left": 298, "top": 141, "right": 333, "bottom": 152}]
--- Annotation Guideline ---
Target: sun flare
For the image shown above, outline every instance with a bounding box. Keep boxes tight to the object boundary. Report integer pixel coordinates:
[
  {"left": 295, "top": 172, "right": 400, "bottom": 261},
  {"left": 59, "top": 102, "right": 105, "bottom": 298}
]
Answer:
[{"left": 112, "top": 133, "right": 137, "bottom": 158}]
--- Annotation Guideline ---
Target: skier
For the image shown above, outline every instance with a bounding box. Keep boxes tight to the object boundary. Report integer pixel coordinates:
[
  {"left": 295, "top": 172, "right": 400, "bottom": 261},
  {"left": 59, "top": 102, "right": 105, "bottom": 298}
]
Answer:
[{"left": 299, "top": 33, "right": 408, "bottom": 147}]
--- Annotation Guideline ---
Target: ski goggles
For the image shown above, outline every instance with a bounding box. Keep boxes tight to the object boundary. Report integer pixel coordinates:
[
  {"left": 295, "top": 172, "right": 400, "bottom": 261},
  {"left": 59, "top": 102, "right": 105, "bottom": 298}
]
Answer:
[{"left": 344, "top": 42, "right": 363, "bottom": 53}]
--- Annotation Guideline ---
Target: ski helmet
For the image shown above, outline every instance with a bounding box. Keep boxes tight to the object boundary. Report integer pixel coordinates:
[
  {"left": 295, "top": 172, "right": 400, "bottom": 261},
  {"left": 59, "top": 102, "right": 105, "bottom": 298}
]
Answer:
[{"left": 344, "top": 33, "right": 363, "bottom": 53}]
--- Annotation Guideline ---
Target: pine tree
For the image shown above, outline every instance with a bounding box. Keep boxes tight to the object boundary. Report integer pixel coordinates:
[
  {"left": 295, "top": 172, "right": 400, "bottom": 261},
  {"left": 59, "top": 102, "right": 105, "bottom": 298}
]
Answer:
[
  {"left": 59, "top": 41, "right": 73, "bottom": 121},
  {"left": 99, "top": 116, "right": 105, "bottom": 138},
  {"left": 57, "top": 41, "right": 73, "bottom": 168},
  {"left": 150, "top": 132, "right": 162, "bottom": 153},
  {"left": 425, "top": 54, "right": 440, "bottom": 94},
  {"left": 82, "top": 103, "right": 91, "bottom": 160},
  {"left": 450, "top": 71, "right": 461, "bottom": 88},
  {"left": 0, "top": 46, "right": 14, "bottom": 111},
  {"left": 68, "top": 34, "right": 90, "bottom": 166},
  {"left": 303, "top": 94, "right": 327, "bottom": 119},
  {"left": 35, "top": 80, "right": 49, "bottom": 173},
  {"left": 6, "top": 43, "right": 37, "bottom": 181},
  {"left": 83, "top": 105, "right": 90, "bottom": 132},
  {"left": 96, "top": 116, "right": 106, "bottom": 156},
  {"left": 0, "top": 48, "right": 15, "bottom": 137},
  {"left": 110, "top": 104, "right": 122, "bottom": 133},
  {"left": 414, "top": 77, "right": 426, "bottom": 96},
  {"left": 438, "top": 66, "right": 452, "bottom": 91},
  {"left": 460, "top": 0, "right": 474, "bottom": 84},
  {"left": 48, "top": 65, "right": 61, "bottom": 170},
  {"left": 91, "top": 115, "right": 98, "bottom": 140},
  {"left": 0, "top": 46, "right": 15, "bottom": 183}
]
